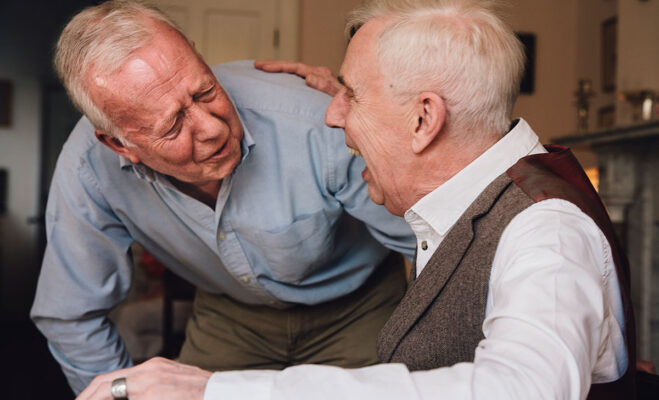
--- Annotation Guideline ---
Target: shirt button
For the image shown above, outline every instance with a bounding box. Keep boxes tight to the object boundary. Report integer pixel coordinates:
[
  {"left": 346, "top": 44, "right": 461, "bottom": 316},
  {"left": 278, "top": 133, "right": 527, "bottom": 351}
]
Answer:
[
  {"left": 241, "top": 275, "right": 250, "bottom": 284},
  {"left": 218, "top": 232, "right": 227, "bottom": 241},
  {"left": 421, "top": 240, "right": 428, "bottom": 250}
]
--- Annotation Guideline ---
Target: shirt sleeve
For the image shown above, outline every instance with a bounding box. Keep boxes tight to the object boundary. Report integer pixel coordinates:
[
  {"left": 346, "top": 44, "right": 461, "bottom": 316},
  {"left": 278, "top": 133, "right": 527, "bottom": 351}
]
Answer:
[
  {"left": 30, "top": 144, "right": 134, "bottom": 394},
  {"left": 203, "top": 198, "right": 625, "bottom": 400}
]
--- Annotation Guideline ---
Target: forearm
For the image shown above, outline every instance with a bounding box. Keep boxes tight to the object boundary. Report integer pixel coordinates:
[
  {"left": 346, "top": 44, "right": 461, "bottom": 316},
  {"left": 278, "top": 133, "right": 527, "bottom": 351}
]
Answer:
[
  {"left": 33, "top": 314, "right": 133, "bottom": 394},
  {"left": 204, "top": 352, "right": 580, "bottom": 400},
  {"left": 205, "top": 364, "right": 421, "bottom": 400}
]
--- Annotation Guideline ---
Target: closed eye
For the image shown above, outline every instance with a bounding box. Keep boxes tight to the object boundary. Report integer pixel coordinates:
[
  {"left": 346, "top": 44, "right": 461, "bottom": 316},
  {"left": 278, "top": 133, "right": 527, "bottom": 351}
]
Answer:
[
  {"left": 164, "top": 111, "right": 184, "bottom": 137},
  {"left": 195, "top": 86, "right": 216, "bottom": 102},
  {"left": 337, "top": 76, "right": 356, "bottom": 102}
]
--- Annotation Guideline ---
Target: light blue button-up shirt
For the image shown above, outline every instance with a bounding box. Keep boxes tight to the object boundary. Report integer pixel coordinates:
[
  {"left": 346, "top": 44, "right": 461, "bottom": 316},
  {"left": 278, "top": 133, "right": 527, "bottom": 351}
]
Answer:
[{"left": 31, "top": 61, "right": 416, "bottom": 393}]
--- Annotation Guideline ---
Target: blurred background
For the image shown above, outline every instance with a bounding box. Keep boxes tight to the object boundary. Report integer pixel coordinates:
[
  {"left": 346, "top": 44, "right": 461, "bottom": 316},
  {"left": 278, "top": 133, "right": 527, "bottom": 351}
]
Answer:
[{"left": 0, "top": 0, "right": 657, "bottom": 398}]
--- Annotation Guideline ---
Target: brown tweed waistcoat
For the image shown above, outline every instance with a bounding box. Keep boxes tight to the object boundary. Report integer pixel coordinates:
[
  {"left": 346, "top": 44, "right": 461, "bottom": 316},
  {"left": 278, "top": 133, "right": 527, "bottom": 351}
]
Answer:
[{"left": 376, "top": 145, "right": 635, "bottom": 399}]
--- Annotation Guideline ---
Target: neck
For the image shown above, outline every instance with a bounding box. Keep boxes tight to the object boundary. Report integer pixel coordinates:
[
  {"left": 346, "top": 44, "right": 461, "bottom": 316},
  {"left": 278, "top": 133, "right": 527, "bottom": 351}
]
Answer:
[
  {"left": 172, "top": 178, "right": 221, "bottom": 209},
  {"left": 405, "top": 130, "right": 501, "bottom": 209}
]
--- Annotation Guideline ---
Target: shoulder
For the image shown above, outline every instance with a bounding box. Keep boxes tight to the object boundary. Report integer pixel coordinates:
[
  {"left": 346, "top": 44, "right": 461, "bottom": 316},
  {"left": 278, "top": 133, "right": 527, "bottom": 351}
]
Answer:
[
  {"left": 54, "top": 117, "right": 122, "bottom": 191},
  {"left": 212, "top": 60, "right": 349, "bottom": 173},
  {"left": 212, "top": 60, "right": 333, "bottom": 121},
  {"left": 506, "top": 198, "right": 604, "bottom": 241},
  {"left": 57, "top": 118, "right": 102, "bottom": 169},
  {"left": 494, "top": 198, "right": 611, "bottom": 280}
]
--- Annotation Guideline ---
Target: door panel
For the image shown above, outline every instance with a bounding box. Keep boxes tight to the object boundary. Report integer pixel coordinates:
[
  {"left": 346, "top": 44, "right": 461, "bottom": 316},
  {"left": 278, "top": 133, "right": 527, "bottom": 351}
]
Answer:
[
  {"left": 151, "top": 0, "right": 296, "bottom": 65},
  {"left": 204, "top": 10, "right": 267, "bottom": 63}
]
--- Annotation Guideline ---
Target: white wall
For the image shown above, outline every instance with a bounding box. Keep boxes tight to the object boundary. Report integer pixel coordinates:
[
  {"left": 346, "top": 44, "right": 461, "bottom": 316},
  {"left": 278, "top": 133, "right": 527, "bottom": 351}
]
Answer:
[
  {"left": 505, "top": 0, "right": 581, "bottom": 157},
  {"left": 0, "top": 60, "right": 42, "bottom": 318},
  {"left": 617, "top": 0, "right": 659, "bottom": 124},
  {"left": 299, "top": 0, "right": 597, "bottom": 166},
  {"left": 575, "top": 0, "right": 617, "bottom": 139},
  {"left": 298, "top": 0, "right": 362, "bottom": 73},
  {"left": 0, "top": 1, "right": 86, "bottom": 319}
]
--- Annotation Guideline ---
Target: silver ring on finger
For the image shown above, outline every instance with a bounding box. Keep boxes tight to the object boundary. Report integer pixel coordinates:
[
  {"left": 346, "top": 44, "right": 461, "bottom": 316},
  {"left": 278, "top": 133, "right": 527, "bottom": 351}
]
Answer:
[{"left": 110, "top": 377, "right": 128, "bottom": 400}]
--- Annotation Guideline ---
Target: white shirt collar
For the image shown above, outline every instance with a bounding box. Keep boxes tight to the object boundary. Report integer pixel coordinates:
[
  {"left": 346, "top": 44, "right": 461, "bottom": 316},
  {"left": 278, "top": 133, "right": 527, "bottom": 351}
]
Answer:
[{"left": 404, "top": 118, "right": 546, "bottom": 242}]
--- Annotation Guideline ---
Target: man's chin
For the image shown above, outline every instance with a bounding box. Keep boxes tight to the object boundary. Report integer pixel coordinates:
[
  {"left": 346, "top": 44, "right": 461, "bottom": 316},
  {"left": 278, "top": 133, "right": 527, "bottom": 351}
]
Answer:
[
  {"left": 213, "top": 157, "right": 240, "bottom": 180},
  {"left": 368, "top": 188, "right": 403, "bottom": 216},
  {"left": 367, "top": 187, "right": 384, "bottom": 205}
]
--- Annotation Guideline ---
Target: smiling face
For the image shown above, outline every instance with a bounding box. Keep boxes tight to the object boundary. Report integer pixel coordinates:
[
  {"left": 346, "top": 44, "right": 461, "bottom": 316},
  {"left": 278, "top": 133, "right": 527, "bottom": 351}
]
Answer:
[
  {"left": 325, "top": 18, "right": 418, "bottom": 216},
  {"left": 88, "top": 22, "right": 243, "bottom": 192}
]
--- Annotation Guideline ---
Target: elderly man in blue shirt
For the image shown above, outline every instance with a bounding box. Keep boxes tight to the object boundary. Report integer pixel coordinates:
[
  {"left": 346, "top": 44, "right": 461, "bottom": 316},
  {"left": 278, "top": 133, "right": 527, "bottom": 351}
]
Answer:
[{"left": 30, "top": 0, "right": 415, "bottom": 395}]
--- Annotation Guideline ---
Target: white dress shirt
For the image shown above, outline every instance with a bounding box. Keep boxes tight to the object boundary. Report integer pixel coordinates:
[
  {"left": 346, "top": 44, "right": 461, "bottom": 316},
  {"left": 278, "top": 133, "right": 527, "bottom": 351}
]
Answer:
[{"left": 204, "top": 119, "right": 627, "bottom": 400}]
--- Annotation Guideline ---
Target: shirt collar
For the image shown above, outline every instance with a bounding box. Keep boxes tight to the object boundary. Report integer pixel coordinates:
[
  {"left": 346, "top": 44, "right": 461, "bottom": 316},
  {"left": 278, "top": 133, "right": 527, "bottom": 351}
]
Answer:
[
  {"left": 119, "top": 88, "right": 256, "bottom": 182},
  {"left": 404, "top": 118, "right": 545, "bottom": 237}
]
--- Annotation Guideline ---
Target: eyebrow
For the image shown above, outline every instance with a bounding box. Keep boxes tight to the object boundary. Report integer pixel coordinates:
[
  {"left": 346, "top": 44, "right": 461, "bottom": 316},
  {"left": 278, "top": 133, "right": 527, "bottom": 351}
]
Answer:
[
  {"left": 337, "top": 75, "right": 355, "bottom": 97},
  {"left": 196, "top": 78, "right": 215, "bottom": 93}
]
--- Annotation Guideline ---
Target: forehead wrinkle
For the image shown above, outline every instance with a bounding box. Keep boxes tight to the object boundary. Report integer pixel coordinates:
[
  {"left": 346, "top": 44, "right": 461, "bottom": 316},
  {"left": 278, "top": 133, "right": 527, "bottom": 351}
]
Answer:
[
  {"left": 110, "top": 39, "right": 213, "bottom": 136},
  {"left": 130, "top": 61, "right": 184, "bottom": 132},
  {"left": 142, "top": 66, "right": 183, "bottom": 101}
]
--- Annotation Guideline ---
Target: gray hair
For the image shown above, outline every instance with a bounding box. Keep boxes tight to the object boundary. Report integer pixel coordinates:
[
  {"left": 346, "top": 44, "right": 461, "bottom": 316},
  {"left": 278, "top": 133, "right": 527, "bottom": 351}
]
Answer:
[
  {"left": 346, "top": 0, "right": 525, "bottom": 136},
  {"left": 54, "top": 0, "right": 189, "bottom": 142}
]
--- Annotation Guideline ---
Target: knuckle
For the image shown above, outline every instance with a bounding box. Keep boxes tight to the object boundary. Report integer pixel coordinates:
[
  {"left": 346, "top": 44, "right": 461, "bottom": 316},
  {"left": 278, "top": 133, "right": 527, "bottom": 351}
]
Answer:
[
  {"left": 144, "top": 357, "right": 164, "bottom": 368},
  {"left": 318, "top": 66, "right": 332, "bottom": 76}
]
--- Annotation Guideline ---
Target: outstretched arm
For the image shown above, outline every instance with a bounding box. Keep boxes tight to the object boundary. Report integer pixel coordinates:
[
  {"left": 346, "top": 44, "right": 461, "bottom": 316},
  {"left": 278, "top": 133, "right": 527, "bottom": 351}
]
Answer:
[
  {"left": 254, "top": 60, "right": 341, "bottom": 96},
  {"left": 77, "top": 358, "right": 211, "bottom": 400}
]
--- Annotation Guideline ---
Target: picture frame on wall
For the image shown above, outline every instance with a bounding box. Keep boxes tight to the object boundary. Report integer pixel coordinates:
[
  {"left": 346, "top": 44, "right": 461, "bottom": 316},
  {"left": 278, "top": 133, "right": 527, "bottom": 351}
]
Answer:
[
  {"left": 601, "top": 17, "right": 617, "bottom": 93},
  {"left": 515, "top": 32, "right": 536, "bottom": 95},
  {"left": 0, "top": 80, "right": 12, "bottom": 127}
]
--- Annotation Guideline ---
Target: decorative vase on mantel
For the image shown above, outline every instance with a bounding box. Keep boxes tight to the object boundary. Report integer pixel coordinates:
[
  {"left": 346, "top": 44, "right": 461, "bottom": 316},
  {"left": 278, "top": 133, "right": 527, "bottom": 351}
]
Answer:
[{"left": 620, "top": 90, "right": 657, "bottom": 123}]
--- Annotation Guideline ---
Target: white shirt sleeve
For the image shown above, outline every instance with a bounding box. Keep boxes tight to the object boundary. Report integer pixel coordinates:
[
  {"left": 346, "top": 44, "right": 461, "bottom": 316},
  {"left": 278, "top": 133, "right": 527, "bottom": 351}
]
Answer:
[{"left": 204, "top": 199, "right": 625, "bottom": 400}]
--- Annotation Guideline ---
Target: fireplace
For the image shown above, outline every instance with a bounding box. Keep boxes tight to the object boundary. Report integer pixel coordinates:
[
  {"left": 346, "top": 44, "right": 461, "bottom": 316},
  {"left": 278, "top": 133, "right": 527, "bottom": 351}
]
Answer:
[{"left": 556, "top": 120, "right": 659, "bottom": 367}]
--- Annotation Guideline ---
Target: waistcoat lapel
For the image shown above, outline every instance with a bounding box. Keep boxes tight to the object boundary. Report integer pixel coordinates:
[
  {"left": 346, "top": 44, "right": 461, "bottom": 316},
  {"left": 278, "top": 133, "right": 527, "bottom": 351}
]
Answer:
[{"left": 377, "top": 174, "right": 514, "bottom": 362}]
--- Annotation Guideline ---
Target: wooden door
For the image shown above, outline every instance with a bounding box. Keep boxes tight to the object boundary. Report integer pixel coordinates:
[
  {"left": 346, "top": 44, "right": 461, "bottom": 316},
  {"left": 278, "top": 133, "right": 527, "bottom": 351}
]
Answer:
[{"left": 150, "top": 0, "right": 299, "bottom": 65}]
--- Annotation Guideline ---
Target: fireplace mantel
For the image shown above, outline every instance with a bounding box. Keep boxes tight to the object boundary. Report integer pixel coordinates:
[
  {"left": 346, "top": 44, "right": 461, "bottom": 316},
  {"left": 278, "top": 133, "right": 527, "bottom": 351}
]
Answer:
[
  {"left": 555, "top": 121, "right": 659, "bottom": 366},
  {"left": 556, "top": 120, "right": 659, "bottom": 148}
]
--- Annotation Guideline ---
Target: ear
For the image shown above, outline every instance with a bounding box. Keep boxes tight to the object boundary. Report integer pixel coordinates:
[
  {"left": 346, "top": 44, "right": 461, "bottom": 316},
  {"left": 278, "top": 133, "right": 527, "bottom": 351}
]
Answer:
[
  {"left": 411, "top": 92, "right": 446, "bottom": 154},
  {"left": 94, "top": 130, "right": 140, "bottom": 164}
]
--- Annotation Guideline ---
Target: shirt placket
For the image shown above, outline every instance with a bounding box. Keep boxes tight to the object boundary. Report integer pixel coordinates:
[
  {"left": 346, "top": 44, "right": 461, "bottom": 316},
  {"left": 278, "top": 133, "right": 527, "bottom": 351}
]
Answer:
[{"left": 214, "top": 178, "right": 284, "bottom": 305}]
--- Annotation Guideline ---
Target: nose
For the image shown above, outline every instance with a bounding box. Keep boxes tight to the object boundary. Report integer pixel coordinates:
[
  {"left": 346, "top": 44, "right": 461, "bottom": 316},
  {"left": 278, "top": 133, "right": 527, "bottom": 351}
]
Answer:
[
  {"left": 325, "top": 91, "right": 348, "bottom": 128},
  {"left": 189, "top": 104, "right": 223, "bottom": 142}
]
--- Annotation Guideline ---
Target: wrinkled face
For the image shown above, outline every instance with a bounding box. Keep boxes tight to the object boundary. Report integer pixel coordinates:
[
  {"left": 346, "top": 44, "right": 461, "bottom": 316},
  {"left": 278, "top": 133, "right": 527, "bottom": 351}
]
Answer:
[
  {"left": 88, "top": 23, "right": 243, "bottom": 189},
  {"left": 325, "top": 18, "right": 416, "bottom": 216}
]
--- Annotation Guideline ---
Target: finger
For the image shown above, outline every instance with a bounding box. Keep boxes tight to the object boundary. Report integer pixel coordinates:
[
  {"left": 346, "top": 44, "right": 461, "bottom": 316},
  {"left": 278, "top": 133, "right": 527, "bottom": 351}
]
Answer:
[
  {"left": 77, "top": 374, "right": 108, "bottom": 400},
  {"left": 254, "top": 60, "right": 312, "bottom": 76},
  {"left": 306, "top": 74, "right": 341, "bottom": 97},
  {"left": 77, "top": 366, "right": 137, "bottom": 400},
  {"left": 254, "top": 60, "right": 340, "bottom": 95},
  {"left": 77, "top": 379, "right": 111, "bottom": 400},
  {"left": 253, "top": 59, "right": 277, "bottom": 69},
  {"left": 637, "top": 359, "right": 657, "bottom": 374}
]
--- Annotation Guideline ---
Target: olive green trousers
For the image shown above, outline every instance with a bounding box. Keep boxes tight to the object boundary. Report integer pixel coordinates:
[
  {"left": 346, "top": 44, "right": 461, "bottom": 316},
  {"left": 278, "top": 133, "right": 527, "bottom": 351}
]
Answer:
[{"left": 178, "top": 252, "right": 406, "bottom": 371}]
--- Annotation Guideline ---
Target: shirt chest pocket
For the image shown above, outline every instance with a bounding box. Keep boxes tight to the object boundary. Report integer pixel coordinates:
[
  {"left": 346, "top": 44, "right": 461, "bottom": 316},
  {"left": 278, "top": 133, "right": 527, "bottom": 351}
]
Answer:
[{"left": 255, "top": 210, "right": 336, "bottom": 284}]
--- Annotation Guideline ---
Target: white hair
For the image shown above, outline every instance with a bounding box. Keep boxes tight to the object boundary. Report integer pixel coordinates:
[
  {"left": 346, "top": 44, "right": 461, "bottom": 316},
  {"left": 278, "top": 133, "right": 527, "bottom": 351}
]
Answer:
[
  {"left": 54, "top": 0, "right": 190, "bottom": 143},
  {"left": 347, "top": 0, "right": 525, "bottom": 136}
]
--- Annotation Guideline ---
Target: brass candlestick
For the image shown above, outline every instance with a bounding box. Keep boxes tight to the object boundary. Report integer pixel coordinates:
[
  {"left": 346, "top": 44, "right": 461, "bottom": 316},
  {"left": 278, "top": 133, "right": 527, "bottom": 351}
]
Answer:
[{"left": 574, "top": 79, "right": 595, "bottom": 132}]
